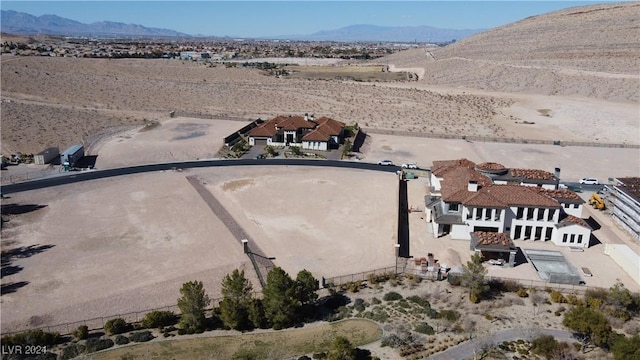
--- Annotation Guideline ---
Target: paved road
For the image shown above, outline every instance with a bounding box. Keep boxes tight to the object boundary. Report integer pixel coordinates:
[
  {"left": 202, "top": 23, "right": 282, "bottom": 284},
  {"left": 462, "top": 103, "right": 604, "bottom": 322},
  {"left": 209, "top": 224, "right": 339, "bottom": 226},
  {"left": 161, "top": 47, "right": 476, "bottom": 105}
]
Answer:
[
  {"left": 429, "top": 328, "right": 575, "bottom": 360},
  {"left": 1, "top": 159, "right": 403, "bottom": 195}
]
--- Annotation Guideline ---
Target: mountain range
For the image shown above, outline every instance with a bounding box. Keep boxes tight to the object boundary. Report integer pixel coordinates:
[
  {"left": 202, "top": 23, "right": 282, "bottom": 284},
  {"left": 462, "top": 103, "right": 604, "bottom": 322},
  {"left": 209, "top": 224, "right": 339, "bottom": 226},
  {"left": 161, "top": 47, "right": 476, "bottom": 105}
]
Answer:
[{"left": 0, "top": 10, "right": 483, "bottom": 42}]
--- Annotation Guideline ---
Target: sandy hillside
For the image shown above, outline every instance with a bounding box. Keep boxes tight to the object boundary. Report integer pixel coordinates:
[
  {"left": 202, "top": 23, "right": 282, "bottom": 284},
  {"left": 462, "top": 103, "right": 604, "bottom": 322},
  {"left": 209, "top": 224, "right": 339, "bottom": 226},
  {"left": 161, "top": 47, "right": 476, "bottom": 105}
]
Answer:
[{"left": 380, "top": 2, "right": 640, "bottom": 103}]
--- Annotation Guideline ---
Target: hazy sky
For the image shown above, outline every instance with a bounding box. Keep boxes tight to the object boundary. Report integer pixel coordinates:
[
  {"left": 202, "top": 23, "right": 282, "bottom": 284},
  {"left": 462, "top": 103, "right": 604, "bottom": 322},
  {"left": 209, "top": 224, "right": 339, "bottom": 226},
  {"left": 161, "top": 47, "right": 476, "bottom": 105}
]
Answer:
[{"left": 1, "top": 1, "right": 622, "bottom": 37}]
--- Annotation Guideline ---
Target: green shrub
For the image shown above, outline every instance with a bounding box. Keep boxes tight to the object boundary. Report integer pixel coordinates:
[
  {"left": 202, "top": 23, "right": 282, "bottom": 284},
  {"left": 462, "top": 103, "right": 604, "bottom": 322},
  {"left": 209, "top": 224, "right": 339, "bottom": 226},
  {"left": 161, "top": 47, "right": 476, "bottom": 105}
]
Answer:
[
  {"left": 1, "top": 329, "right": 61, "bottom": 347},
  {"left": 73, "top": 325, "right": 89, "bottom": 340},
  {"left": 129, "top": 330, "right": 154, "bottom": 342},
  {"left": 115, "top": 334, "right": 130, "bottom": 345},
  {"left": 415, "top": 322, "right": 435, "bottom": 335},
  {"left": 85, "top": 338, "right": 115, "bottom": 353},
  {"left": 517, "top": 288, "right": 529, "bottom": 298},
  {"left": 371, "top": 297, "right": 381, "bottom": 305},
  {"left": 104, "top": 318, "right": 129, "bottom": 335},
  {"left": 353, "top": 298, "right": 366, "bottom": 312},
  {"left": 59, "top": 343, "right": 86, "bottom": 360},
  {"left": 383, "top": 291, "right": 403, "bottom": 301},
  {"left": 407, "top": 295, "right": 431, "bottom": 308},
  {"left": 550, "top": 291, "right": 566, "bottom": 303},
  {"left": 142, "top": 310, "right": 177, "bottom": 329},
  {"left": 439, "top": 309, "right": 460, "bottom": 322},
  {"left": 485, "top": 313, "right": 494, "bottom": 321}
]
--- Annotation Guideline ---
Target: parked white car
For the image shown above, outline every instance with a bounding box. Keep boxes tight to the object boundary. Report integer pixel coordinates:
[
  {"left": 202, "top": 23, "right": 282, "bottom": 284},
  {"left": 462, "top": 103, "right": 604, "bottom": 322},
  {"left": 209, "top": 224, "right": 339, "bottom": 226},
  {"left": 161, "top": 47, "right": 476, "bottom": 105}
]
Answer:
[
  {"left": 579, "top": 178, "right": 599, "bottom": 185},
  {"left": 378, "top": 160, "right": 394, "bottom": 166},
  {"left": 401, "top": 163, "right": 418, "bottom": 169}
]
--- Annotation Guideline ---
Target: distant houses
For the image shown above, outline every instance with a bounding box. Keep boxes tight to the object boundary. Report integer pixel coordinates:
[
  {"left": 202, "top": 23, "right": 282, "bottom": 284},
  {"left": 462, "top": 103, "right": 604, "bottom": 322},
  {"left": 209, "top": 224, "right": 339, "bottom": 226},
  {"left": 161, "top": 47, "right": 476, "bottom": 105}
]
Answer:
[{"left": 247, "top": 114, "right": 345, "bottom": 151}]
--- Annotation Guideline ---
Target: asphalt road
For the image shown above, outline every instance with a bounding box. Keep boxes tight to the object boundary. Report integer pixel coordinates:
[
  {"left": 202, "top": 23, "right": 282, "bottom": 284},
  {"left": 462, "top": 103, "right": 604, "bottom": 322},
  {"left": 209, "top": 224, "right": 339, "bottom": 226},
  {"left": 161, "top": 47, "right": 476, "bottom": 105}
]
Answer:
[
  {"left": 429, "top": 328, "right": 576, "bottom": 360},
  {"left": 1, "top": 159, "right": 403, "bottom": 195}
]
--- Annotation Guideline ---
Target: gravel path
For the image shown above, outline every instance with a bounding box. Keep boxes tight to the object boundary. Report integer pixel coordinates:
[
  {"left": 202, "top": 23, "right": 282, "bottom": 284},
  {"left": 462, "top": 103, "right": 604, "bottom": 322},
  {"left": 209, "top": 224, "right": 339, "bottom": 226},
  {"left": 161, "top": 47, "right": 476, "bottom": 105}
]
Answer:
[
  {"left": 186, "top": 175, "right": 275, "bottom": 285},
  {"left": 429, "top": 328, "right": 575, "bottom": 360}
]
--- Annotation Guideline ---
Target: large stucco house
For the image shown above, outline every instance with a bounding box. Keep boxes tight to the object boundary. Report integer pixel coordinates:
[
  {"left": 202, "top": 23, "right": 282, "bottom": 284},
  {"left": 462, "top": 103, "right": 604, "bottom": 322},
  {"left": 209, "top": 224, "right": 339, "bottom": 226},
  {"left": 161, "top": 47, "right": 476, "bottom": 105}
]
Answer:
[
  {"left": 425, "top": 159, "right": 591, "bottom": 265},
  {"left": 247, "top": 114, "right": 345, "bottom": 151}
]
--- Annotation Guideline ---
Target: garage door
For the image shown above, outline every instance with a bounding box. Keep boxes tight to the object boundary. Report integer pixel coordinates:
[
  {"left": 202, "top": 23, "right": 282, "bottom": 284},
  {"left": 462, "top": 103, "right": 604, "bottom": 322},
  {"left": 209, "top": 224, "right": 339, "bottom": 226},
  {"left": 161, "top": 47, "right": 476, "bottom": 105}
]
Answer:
[{"left": 253, "top": 138, "right": 267, "bottom": 146}]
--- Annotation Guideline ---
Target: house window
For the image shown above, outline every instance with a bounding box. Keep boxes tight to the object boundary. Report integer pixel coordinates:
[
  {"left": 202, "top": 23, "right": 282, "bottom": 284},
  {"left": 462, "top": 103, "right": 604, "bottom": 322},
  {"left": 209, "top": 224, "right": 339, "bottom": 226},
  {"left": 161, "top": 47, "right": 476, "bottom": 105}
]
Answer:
[
  {"left": 485, "top": 209, "right": 492, "bottom": 220},
  {"left": 475, "top": 208, "right": 481, "bottom": 220},
  {"left": 449, "top": 203, "right": 459, "bottom": 212},
  {"left": 545, "top": 227, "right": 553, "bottom": 240},
  {"left": 527, "top": 208, "right": 534, "bottom": 220},
  {"left": 577, "top": 235, "right": 583, "bottom": 244},
  {"left": 467, "top": 209, "right": 472, "bottom": 219},
  {"left": 570, "top": 234, "right": 575, "bottom": 243},
  {"left": 516, "top": 207, "right": 524, "bottom": 219},
  {"left": 537, "top": 209, "right": 545, "bottom": 220},
  {"left": 514, "top": 225, "right": 522, "bottom": 239},
  {"left": 547, "top": 209, "right": 556, "bottom": 221},
  {"left": 494, "top": 209, "right": 501, "bottom": 221},
  {"left": 535, "top": 227, "right": 543, "bottom": 240},
  {"left": 562, "top": 234, "right": 568, "bottom": 243}
]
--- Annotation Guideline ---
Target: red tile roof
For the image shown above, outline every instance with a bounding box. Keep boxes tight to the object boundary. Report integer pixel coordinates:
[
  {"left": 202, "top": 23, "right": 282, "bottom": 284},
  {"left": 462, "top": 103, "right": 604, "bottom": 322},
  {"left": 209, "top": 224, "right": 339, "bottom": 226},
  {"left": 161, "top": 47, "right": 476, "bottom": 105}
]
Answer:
[
  {"left": 535, "top": 188, "right": 584, "bottom": 203},
  {"left": 302, "top": 127, "right": 331, "bottom": 141},
  {"left": 315, "top": 117, "right": 345, "bottom": 135},
  {"left": 431, "top": 158, "right": 476, "bottom": 176},
  {"left": 476, "top": 162, "right": 507, "bottom": 172},
  {"left": 248, "top": 120, "right": 278, "bottom": 137},
  {"left": 558, "top": 215, "right": 590, "bottom": 229},
  {"left": 468, "top": 185, "right": 561, "bottom": 208},
  {"left": 472, "top": 231, "right": 516, "bottom": 250},
  {"left": 249, "top": 115, "right": 344, "bottom": 140},
  {"left": 440, "top": 167, "right": 492, "bottom": 202},
  {"left": 510, "top": 168, "right": 556, "bottom": 181}
]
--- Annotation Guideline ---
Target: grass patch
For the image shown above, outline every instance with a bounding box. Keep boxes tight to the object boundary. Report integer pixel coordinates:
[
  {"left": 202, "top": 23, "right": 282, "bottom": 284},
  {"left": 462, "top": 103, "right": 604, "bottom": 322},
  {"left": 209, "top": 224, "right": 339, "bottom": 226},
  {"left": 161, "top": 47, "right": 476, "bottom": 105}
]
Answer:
[{"left": 89, "top": 319, "right": 381, "bottom": 360}]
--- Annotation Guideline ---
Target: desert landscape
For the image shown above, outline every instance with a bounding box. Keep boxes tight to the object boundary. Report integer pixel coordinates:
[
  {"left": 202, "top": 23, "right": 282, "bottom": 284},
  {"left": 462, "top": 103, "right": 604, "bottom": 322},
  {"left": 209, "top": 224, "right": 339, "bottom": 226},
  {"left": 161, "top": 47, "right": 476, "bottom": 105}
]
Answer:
[{"left": 1, "top": 1, "right": 639, "bottom": 358}]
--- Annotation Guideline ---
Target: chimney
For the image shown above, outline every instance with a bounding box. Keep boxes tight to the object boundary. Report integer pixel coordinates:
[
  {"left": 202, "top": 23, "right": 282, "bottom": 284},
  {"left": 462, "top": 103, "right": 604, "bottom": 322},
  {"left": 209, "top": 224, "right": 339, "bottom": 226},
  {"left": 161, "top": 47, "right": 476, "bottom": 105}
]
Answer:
[
  {"left": 304, "top": 112, "right": 308, "bottom": 121},
  {"left": 554, "top": 167, "right": 561, "bottom": 189},
  {"left": 468, "top": 180, "right": 478, "bottom": 192}
]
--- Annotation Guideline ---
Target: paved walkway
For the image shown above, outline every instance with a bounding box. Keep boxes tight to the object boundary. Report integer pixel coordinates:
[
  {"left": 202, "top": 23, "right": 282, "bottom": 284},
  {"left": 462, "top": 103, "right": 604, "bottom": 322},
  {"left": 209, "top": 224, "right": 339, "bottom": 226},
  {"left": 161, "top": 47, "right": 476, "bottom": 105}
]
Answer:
[
  {"left": 186, "top": 175, "right": 275, "bottom": 286},
  {"left": 429, "top": 328, "right": 574, "bottom": 360}
]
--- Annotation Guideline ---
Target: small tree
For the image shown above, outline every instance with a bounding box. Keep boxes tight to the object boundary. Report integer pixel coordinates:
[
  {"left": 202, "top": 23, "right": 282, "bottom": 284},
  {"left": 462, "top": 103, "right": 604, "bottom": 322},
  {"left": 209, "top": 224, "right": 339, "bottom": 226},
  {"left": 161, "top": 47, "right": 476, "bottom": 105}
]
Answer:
[
  {"left": 74, "top": 325, "right": 88, "bottom": 340},
  {"left": 262, "top": 267, "right": 299, "bottom": 329},
  {"left": 104, "top": 318, "right": 128, "bottom": 335},
  {"left": 611, "top": 334, "right": 640, "bottom": 360},
  {"left": 460, "top": 252, "right": 488, "bottom": 303},
  {"left": 264, "top": 145, "right": 278, "bottom": 158},
  {"left": 341, "top": 139, "right": 352, "bottom": 159},
  {"left": 328, "top": 336, "right": 356, "bottom": 360},
  {"left": 290, "top": 146, "right": 303, "bottom": 156},
  {"left": 563, "top": 306, "right": 612, "bottom": 351},
  {"left": 177, "top": 280, "right": 210, "bottom": 332},
  {"left": 219, "top": 269, "right": 254, "bottom": 330},
  {"left": 605, "top": 282, "right": 634, "bottom": 320},
  {"left": 248, "top": 298, "right": 267, "bottom": 329}
]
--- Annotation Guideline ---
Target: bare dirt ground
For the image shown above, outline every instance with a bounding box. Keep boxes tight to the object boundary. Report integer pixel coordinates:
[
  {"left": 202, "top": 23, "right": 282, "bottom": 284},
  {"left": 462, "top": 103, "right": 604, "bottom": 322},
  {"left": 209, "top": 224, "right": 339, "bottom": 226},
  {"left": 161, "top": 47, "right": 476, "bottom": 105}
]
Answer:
[{"left": 1, "top": 2, "right": 639, "bottom": 337}]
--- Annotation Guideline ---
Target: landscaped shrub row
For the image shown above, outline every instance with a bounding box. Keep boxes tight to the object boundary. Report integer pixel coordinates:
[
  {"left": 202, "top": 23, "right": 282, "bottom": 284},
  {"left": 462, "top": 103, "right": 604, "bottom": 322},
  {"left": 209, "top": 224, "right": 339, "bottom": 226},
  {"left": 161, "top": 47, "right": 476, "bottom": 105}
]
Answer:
[{"left": 1, "top": 329, "right": 61, "bottom": 347}]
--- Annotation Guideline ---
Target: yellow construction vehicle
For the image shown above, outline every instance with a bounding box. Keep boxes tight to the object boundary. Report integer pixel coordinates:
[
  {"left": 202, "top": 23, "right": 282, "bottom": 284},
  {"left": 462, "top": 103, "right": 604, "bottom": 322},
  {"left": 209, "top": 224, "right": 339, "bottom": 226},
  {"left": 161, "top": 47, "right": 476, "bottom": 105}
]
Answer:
[{"left": 589, "top": 193, "right": 606, "bottom": 210}]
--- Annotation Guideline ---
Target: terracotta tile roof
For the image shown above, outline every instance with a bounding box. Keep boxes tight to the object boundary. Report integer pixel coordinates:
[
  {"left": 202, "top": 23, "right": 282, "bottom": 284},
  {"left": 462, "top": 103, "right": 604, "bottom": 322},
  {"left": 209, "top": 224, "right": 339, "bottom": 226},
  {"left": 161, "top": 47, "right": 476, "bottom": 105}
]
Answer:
[
  {"left": 557, "top": 214, "right": 591, "bottom": 229},
  {"left": 315, "top": 117, "right": 345, "bottom": 135},
  {"left": 464, "top": 191, "right": 508, "bottom": 207},
  {"left": 535, "top": 188, "right": 584, "bottom": 204},
  {"left": 471, "top": 231, "right": 516, "bottom": 250},
  {"left": 277, "top": 116, "right": 317, "bottom": 131},
  {"left": 302, "top": 127, "right": 331, "bottom": 141},
  {"left": 616, "top": 177, "right": 640, "bottom": 203},
  {"left": 469, "top": 185, "right": 561, "bottom": 208},
  {"left": 431, "top": 158, "right": 476, "bottom": 176},
  {"left": 248, "top": 120, "right": 278, "bottom": 137},
  {"left": 440, "top": 167, "right": 492, "bottom": 202},
  {"left": 476, "top": 162, "right": 507, "bottom": 171},
  {"left": 509, "top": 168, "right": 556, "bottom": 181}
]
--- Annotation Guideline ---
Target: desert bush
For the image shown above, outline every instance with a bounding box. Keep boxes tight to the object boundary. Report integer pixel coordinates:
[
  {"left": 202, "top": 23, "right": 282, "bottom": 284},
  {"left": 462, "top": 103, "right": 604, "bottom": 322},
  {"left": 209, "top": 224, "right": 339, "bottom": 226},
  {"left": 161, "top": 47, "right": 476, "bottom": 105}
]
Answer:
[
  {"left": 104, "top": 318, "right": 129, "bottom": 335},
  {"left": 346, "top": 280, "right": 362, "bottom": 293},
  {"left": 371, "top": 297, "right": 381, "bottom": 305},
  {"left": 85, "top": 338, "right": 115, "bottom": 353},
  {"left": 550, "top": 291, "right": 566, "bottom": 303},
  {"left": 565, "top": 294, "right": 582, "bottom": 306},
  {"left": 129, "top": 331, "right": 154, "bottom": 342},
  {"left": 485, "top": 313, "right": 494, "bottom": 321},
  {"left": 59, "top": 343, "right": 86, "bottom": 360},
  {"left": 383, "top": 291, "right": 403, "bottom": 301},
  {"left": 353, "top": 298, "right": 366, "bottom": 312},
  {"left": 469, "top": 292, "right": 480, "bottom": 303},
  {"left": 115, "top": 334, "right": 130, "bottom": 345},
  {"left": 407, "top": 295, "right": 431, "bottom": 308},
  {"left": 313, "top": 351, "right": 328, "bottom": 359},
  {"left": 439, "top": 309, "right": 461, "bottom": 322},
  {"left": 415, "top": 322, "right": 435, "bottom": 335},
  {"left": 142, "top": 310, "right": 177, "bottom": 329},
  {"left": 517, "top": 288, "right": 529, "bottom": 298},
  {"left": 1, "top": 329, "right": 61, "bottom": 347},
  {"left": 73, "top": 325, "right": 89, "bottom": 340}
]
